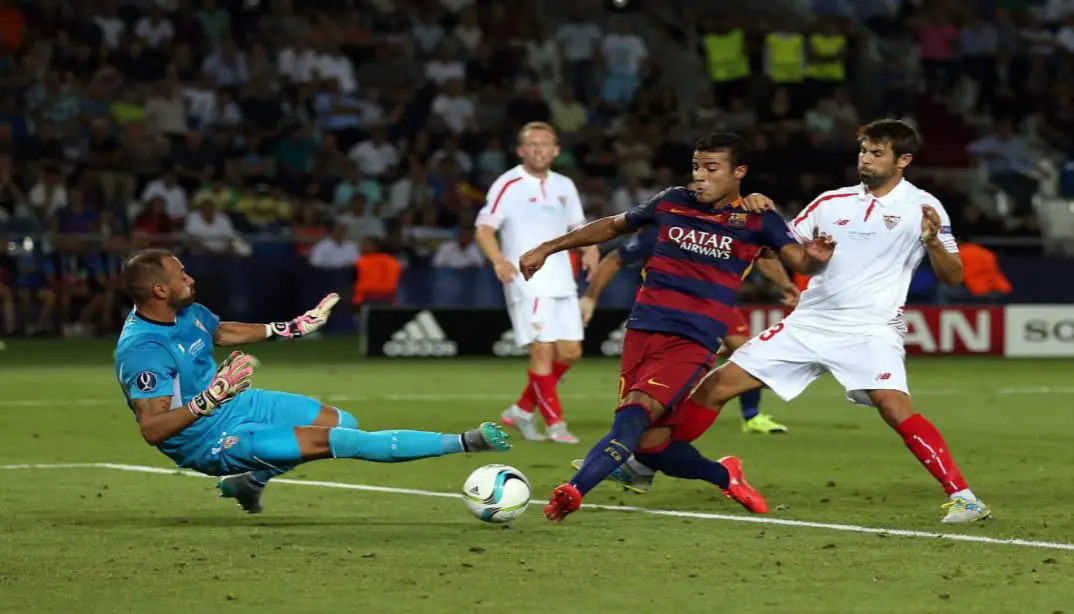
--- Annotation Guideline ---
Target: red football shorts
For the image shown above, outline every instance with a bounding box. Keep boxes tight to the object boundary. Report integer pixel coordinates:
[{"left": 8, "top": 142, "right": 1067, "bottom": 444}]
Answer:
[
  {"left": 618, "top": 330, "right": 714, "bottom": 413},
  {"left": 726, "top": 308, "right": 749, "bottom": 338}
]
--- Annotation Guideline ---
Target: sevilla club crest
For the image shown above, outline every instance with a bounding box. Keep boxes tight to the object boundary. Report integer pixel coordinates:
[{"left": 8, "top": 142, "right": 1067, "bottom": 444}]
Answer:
[{"left": 883, "top": 215, "right": 901, "bottom": 229}]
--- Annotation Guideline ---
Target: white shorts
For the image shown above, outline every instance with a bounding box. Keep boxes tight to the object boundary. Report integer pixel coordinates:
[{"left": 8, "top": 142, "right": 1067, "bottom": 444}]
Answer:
[
  {"left": 729, "top": 318, "right": 909, "bottom": 407},
  {"left": 508, "top": 296, "right": 584, "bottom": 347}
]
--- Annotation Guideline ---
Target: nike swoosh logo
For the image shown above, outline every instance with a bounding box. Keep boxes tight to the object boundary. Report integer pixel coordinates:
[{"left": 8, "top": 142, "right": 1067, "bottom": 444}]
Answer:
[
  {"left": 647, "top": 379, "right": 670, "bottom": 388},
  {"left": 670, "top": 208, "right": 691, "bottom": 214}
]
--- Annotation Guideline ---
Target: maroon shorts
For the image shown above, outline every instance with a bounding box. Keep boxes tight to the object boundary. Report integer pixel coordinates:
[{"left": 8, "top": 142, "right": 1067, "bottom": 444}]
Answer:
[
  {"left": 726, "top": 308, "right": 749, "bottom": 338},
  {"left": 618, "top": 330, "right": 714, "bottom": 413}
]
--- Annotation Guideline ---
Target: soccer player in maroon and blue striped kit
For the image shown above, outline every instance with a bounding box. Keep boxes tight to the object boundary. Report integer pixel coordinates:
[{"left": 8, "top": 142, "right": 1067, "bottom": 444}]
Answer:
[{"left": 519, "top": 133, "right": 836, "bottom": 521}]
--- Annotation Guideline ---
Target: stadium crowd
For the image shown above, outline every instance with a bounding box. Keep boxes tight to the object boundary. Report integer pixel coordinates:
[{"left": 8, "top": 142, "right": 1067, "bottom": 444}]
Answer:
[{"left": 0, "top": 0, "right": 1059, "bottom": 336}]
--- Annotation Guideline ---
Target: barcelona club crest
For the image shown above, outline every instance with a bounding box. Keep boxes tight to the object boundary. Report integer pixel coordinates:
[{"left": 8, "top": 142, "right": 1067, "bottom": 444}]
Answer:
[
  {"left": 883, "top": 215, "right": 901, "bottom": 230},
  {"left": 728, "top": 212, "right": 748, "bottom": 228}
]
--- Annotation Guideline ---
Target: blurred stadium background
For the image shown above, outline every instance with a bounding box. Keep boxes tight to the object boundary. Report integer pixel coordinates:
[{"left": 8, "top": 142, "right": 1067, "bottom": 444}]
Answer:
[
  {"left": 6, "top": 2, "right": 1074, "bottom": 612},
  {"left": 0, "top": 0, "right": 1071, "bottom": 360}
]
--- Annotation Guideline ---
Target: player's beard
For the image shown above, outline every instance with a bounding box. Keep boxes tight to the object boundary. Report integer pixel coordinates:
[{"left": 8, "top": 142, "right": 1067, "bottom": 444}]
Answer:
[
  {"left": 171, "top": 287, "right": 196, "bottom": 309},
  {"left": 858, "top": 167, "right": 891, "bottom": 190}
]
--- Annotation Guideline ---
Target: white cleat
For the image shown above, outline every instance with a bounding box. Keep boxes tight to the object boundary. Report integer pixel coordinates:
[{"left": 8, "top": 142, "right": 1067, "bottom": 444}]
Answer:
[
  {"left": 546, "top": 421, "right": 580, "bottom": 444},
  {"left": 941, "top": 496, "right": 992, "bottom": 523},
  {"left": 499, "top": 405, "right": 547, "bottom": 441}
]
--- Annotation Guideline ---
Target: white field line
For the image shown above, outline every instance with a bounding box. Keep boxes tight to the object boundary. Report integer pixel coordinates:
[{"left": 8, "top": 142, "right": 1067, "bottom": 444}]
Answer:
[
  {"left": 2, "top": 462, "right": 1073, "bottom": 552},
  {"left": 2, "top": 386, "right": 1074, "bottom": 408}
]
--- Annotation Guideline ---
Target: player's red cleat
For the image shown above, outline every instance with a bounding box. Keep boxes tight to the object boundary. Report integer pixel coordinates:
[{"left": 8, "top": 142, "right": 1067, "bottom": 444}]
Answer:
[
  {"left": 718, "top": 456, "right": 768, "bottom": 514},
  {"left": 543, "top": 483, "right": 582, "bottom": 521}
]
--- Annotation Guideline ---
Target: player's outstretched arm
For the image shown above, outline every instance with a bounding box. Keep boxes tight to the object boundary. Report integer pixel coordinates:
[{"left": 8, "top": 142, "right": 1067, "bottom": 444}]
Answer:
[
  {"left": 777, "top": 227, "right": 835, "bottom": 275},
  {"left": 755, "top": 250, "right": 800, "bottom": 307},
  {"left": 580, "top": 250, "right": 623, "bottom": 325},
  {"left": 519, "top": 214, "right": 632, "bottom": 280},
  {"left": 213, "top": 293, "right": 340, "bottom": 346}
]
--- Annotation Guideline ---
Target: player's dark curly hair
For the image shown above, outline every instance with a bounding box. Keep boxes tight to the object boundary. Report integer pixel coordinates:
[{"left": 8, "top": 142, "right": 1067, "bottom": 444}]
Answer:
[
  {"left": 858, "top": 119, "right": 921, "bottom": 158},
  {"left": 122, "top": 248, "right": 173, "bottom": 302},
  {"left": 694, "top": 132, "right": 748, "bottom": 167}
]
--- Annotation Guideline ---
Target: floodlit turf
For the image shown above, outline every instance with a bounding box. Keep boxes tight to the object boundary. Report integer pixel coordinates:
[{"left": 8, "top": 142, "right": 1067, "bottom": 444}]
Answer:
[{"left": 1, "top": 339, "right": 1072, "bottom": 613}]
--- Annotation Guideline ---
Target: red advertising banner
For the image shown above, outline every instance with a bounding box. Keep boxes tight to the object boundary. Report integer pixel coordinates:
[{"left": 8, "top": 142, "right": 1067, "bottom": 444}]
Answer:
[{"left": 736, "top": 306, "right": 1005, "bottom": 356}]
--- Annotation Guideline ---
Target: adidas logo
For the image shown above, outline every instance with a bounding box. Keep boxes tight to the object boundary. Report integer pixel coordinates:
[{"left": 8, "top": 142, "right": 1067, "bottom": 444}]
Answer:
[
  {"left": 383, "top": 311, "right": 458, "bottom": 357},
  {"left": 600, "top": 319, "right": 627, "bottom": 356},
  {"left": 492, "top": 329, "right": 528, "bottom": 357}
]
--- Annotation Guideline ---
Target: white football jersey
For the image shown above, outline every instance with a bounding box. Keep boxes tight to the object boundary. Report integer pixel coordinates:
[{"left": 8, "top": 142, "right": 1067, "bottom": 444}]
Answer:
[
  {"left": 787, "top": 178, "right": 958, "bottom": 336},
  {"left": 476, "top": 165, "right": 586, "bottom": 303}
]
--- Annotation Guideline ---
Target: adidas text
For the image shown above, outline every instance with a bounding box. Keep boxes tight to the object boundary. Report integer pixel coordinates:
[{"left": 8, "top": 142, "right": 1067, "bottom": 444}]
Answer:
[{"left": 383, "top": 311, "right": 458, "bottom": 357}]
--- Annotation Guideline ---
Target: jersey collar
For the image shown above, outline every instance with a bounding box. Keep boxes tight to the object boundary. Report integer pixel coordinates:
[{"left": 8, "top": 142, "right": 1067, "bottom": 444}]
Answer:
[
  {"left": 134, "top": 311, "right": 176, "bottom": 327},
  {"left": 859, "top": 178, "right": 908, "bottom": 207}
]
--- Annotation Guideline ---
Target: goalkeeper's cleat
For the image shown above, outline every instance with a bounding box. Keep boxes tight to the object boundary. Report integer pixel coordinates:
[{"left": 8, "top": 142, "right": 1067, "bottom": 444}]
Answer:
[
  {"left": 570, "top": 458, "right": 654, "bottom": 493},
  {"left": 463, "top": 422, "right": 511, "bottom": 452},
  {"left": 717, "top": 456, "right": 768, "bottom": 514},
  {"left": 941, "top": 497, "right": 991, "bottom": 523},
  {"left": 546, "top": 421, "right": 580, "bottom": 444},
  {"left": 742, "top": 413, "right": 788, "bottom": 434},
  {"left": 500, "top": 405, "right": 547, "bottom": 441},
  {"left": 217, "top": 472, "right": 265, "bottom": 514},
  {"left": 544, "top": 483, "right": 582, "bottom": 522}
]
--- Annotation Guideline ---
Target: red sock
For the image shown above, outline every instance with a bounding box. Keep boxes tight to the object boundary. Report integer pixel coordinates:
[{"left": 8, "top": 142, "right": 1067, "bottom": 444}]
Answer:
[
  {"left": 895, "top": 414, "right": 968, "bottom": 496},
  {"left": 517, "top": 363, "right": 571, "bottom": 413},
  {"left": 515, "top": 375, "right": 537, "bottom": 413},
  {"left": 552, "top": 361, "right": 570, "bottom": 379},
  {"left": 531, "top": 371, "right": 564, "bottom": 425}
]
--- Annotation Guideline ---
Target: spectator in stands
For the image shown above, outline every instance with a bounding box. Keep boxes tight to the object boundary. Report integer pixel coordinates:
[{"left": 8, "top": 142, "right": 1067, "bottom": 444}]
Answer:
[
  {"left": 432, "top": 226, "right": 484, "bottom": 269},
  {"left": 966, "top": 117, "right": 1043, "bottom": 216},
  {"left": 184, "top": 196, "right": 237, "bottom": 254},
  {"left": 142, "top": 165, "right": 189, "bottom": 221},
  {"left": 599, "top": 19, "right": 647, "bottom": 108},
  {"left": 937, "top": 229, "right": 1013, "bottom": 304},
  {"left": 310, "top": 221, "right": 360, "bottom": 270},
  {"left": 338, "top": 192, "right": 386, "bottom": 240}
]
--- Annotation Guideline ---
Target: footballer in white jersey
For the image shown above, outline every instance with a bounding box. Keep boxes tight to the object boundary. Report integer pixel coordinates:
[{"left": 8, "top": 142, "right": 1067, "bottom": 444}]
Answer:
[
  {"left": 474, "top": 122, "right": 598, "bottom": 444},
  {"left": 688, "top": 119, "right": 991, "bottom": 524}
]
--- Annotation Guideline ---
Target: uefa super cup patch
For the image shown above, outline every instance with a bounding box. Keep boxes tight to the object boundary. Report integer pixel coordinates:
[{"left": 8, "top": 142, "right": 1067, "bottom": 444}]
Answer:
[{"left": 135, "top": 371, "right": 158, "bottom": 392}]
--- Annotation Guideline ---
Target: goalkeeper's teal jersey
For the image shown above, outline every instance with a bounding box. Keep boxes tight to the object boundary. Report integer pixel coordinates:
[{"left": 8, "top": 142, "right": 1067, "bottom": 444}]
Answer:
[{"left": 114, "top": 303, "right": 223, "bottom": 463}]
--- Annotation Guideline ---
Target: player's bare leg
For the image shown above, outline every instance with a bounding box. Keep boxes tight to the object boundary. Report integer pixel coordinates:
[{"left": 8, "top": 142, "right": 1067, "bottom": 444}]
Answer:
[
  {"left": 722, "top": 335, "right": 787, "bottom": 434},
  {"left": 867, "top": 390, "right": 990, "bottom": 523}
]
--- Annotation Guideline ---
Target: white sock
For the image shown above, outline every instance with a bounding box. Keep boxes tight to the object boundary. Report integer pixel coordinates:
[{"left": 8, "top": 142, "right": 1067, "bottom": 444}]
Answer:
[
  {"left": 950, "top": 488, "right": 976, "bottom": 501},
  {"left": 626, "top": 456, "right": 656, "bottom": 477}
]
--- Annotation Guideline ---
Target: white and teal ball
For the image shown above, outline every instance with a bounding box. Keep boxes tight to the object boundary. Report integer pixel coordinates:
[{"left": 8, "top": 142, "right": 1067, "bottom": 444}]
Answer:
[{"left": 462, "top": 464, "right": 531, "bottom": 523}]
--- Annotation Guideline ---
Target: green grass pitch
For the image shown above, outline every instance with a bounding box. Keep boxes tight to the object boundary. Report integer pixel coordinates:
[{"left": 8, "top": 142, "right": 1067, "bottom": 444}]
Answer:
[{"left": 1, "top": 339, "right": 1072, "bottom": 613}]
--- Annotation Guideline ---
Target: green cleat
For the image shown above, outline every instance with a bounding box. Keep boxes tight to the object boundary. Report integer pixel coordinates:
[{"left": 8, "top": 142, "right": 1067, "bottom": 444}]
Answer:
[
  {"left": 742, "top": 413, "right": 789, "bottom": 434},
  {"left": 941, "top": 497, "right": 992, "bottom": 523},
  {"left": 217, "top": 473, "right": 265, "bottom": 514},
  {"left": 464, "top": 422, "right": 511, "bottom": 452}
]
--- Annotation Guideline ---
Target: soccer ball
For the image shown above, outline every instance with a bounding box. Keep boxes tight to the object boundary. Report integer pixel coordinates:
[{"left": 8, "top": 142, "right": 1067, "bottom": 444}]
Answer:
[{"left": 462, "top": 464, "right": 531, "bottom": 523}]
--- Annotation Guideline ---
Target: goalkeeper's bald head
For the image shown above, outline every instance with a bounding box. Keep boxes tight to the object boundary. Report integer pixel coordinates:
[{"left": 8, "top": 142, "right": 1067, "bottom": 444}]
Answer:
[{"left": 122, "top": 248, "right": 196, "bottom": 310}]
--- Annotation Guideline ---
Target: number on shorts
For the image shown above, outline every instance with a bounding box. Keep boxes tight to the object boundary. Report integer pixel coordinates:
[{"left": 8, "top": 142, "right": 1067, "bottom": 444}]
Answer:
[
  {"left": 759, "top": 322, "right": 784, "bottom": 341},
  {"left": 618, "top": 376, "right": 627, "bottom": 404}
]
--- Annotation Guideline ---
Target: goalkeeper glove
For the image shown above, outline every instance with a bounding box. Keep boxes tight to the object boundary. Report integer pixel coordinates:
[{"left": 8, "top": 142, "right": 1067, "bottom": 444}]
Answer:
[
  {"left": 187, "top": 351, "right": 258, "bottom": 417},
  {"left": 267, "top": 293, "right": 340, "bottom": 340}
]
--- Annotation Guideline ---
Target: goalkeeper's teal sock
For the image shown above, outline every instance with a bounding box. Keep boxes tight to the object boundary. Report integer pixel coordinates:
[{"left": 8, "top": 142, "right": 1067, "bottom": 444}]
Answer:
[{"left": 328, "top": 428, "right": 463, "bottom": 462}]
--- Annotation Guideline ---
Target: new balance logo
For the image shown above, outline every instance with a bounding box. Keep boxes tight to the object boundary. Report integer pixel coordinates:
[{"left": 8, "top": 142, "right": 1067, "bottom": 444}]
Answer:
[
  {"left": 600, "top": 320, "right": 628, "bottom": 356},
  {"left": 383, "top": 311, "right": 458, "bottom": 357},
  {"left": 492, "top": 329, "right": 528, "bottom": 357}
]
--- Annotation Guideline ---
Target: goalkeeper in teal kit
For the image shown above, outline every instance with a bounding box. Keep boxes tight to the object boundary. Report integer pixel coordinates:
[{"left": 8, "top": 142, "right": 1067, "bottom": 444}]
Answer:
[{"left": 115, "top": 249, "right": 510, "bottom": 513}]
